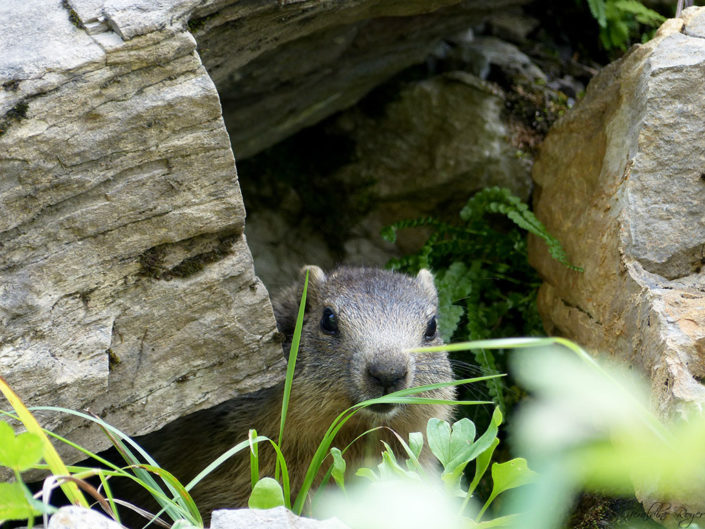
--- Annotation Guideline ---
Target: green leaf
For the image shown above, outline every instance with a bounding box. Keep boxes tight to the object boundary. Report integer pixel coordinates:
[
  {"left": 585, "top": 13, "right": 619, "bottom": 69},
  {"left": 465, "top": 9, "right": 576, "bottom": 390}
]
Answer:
[
  {"left": 408, "top": 432, "right": 423, "bottom": 460},
  {"left": 279, "top": 271, "right": 309, "bottom": 447},
  {"left": 435, "top": 262, "right": 475, "bottom": 341},
  {"left": 0, "top": 421, "right": 43, "bottom": 472},
  {"left": 171, "top": 521, "right": 200, "bottom": 529},
  {"left": 470, "top": 406, "right": 502, "bottom": 450},
  {"left": 0, "top": 378, "right": 88, "bottom": 508},
  {"left": 355, "top": 467, "right": 378, "bottom": 481},
  {"left": 444, "top": 419, "right": 477, "bottom": 471},
  {"left": 586, "top": 0, "right": 607, "bottom": 27},
  {"left": 478, "top": 458, "right": 538, "bottom": 520},
  {"left": 491, "top": 457, "right": 538, "bottom": 494},
  {"left": 330, "top": 448, "right": 346, "bottom": 492},
  {"left": 614, "top": 0, "right": 665, "bottom": 26},
  {"left": 473, "top": 513, "right": 522, "bottom": 528},
  {"left": 428, "top": 417, "right": 487, "bottom": 490},
  {"left": 448, "top": 408, "right": 502, "bottom": 474},
  {"left": 138, "top": 463, "right": 202, "bottom": 524},
  {"left": 248, "top": 477, "right": 285, "bottom": 509},
  {"left": 427, "top": 418, "right": 453, "bottom": 467},
  {"left": 468, "top": 438, "right": 500, "bottom": 496},
  {"left": 380, "top": 225, "right": 397, "bottom": 243},
  {"left": 0, "top": 481, "right": 42, "bottom": 520},
  {"left": 249, "top": 428, "right": 259, "bottom": 489},
  {"left": 377, "top": 442, "right": 419, "bottom": 481}
]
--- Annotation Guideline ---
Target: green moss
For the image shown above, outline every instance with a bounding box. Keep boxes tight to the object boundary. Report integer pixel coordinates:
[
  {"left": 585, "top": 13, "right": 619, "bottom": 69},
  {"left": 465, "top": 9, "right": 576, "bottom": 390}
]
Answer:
[
  {"left": 187, "top": 13, "right": 216, "bottom": 33},
  {"left": 138, "top": 245, "right": 168, "bottom": 279},
  {"left": 61, "top": 0, "right": 84, "bottom": 29},
  {"left": 0, "top": 100, "right": 29, "bottom": 137},
  {"left": 7, "top": 102, "right": 28, "bottom": 120},
  {"left": 2, "top": 80, "right": 20, "bottom": 91},
  {"left": 61, "top": 0, "right": 85, "bottom": 29},
  {"left": 107, "top": 349, "right": 121, "bottom": 370},
  {"left": 567, "top": 494, "right": 665, "bottom": 529},
  {"left": 138, "top": 235, "right": 237, "bottom": 280},
  {"left": 507, "top": 80, "right": 571, "bottom": 135},
  {"left": 169, "top": 237, "right": 233, "bottom": 278}
]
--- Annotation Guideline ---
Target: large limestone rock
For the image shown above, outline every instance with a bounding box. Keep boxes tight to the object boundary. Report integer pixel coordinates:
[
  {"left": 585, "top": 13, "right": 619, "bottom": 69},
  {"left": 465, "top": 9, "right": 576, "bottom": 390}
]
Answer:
[
  {"left": 0, "top": 0, "right": 283, "bottom": 462},
  {"left": 528, "top": 0, "right": 705, "bottom": 470},
  {"left": 529, "top": 8, "right": 705, "bottom": 519}
]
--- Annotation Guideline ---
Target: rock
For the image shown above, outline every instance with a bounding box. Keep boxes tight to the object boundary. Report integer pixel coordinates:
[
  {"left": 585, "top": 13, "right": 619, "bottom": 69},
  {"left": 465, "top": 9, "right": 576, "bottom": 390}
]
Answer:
[
  {"left": 0, "top": 0, "right": 283, "bottom": 468},
  {"left": 210, "top": 507, "right": 349, "bottom": 529},
  {"left": 486, "top": 9, "right": 540, "bottom": 44},
  {"left": 32, "top": 506, "right": 349, "bottom": 529},
  {"left": 528, "top": 6, "right": 705, "bottom": 519},
  {"left": 48, "top": 506, "right": 123, "bottom": 529},
  {"left": 442, "top": 35, "right": 547, "bottom": 83},
  {"left": 192, "top": 0, "right": 530, "bottom": 159},
  {"left": 335, "top": 70, "right": 534, "bottom": 254}
]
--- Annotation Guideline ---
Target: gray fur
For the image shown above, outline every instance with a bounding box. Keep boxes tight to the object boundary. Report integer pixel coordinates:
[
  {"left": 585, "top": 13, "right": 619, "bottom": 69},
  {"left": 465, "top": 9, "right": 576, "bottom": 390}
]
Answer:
[{"left": 119, "top": 266, "right": 455, "bottom": 524}]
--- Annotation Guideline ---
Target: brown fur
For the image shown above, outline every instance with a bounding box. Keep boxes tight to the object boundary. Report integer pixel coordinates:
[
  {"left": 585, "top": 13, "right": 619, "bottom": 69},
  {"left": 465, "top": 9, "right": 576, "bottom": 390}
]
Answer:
[{"left": 124, "top": 266, "right": 455, "bottom": 523}]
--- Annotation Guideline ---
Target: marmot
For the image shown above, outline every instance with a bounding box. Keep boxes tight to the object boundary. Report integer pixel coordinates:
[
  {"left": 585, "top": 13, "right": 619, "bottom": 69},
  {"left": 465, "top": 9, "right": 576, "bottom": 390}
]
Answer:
[{"left": 125, "top": 266, "right": 455, "bottom": 522}]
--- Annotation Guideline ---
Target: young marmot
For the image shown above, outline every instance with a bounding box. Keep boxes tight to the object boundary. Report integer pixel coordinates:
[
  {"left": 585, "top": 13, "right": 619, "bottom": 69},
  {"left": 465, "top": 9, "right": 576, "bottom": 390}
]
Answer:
[{"left": 127, "top": 266, "right": 455, "bottom": 520}]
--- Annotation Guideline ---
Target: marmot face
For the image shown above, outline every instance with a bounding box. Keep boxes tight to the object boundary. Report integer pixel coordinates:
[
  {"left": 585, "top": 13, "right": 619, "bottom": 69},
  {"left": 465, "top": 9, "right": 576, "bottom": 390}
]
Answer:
[{"left": 294, "top": 266, "right": 451, "bottom": 421}]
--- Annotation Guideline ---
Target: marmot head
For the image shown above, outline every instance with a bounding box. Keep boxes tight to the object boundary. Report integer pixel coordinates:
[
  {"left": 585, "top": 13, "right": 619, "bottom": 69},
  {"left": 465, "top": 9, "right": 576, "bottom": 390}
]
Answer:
[{"left": 286, "top": 266, "right": 453, "bottom": 421}]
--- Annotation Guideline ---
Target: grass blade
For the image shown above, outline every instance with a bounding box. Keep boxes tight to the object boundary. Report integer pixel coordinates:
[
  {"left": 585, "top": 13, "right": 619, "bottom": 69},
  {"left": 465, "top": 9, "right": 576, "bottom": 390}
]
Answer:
[
  {"left": 0, "top": 377, "right": 88, "bottom": 508},
  {"left": 278, "top": 270, "right": 309, "bottom": 468}
]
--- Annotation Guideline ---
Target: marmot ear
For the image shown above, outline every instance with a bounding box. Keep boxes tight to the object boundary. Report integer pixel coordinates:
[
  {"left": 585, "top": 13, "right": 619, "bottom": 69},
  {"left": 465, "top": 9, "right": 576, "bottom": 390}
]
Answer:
[
  {"left": 300, "top": 265, "right": 326, "bottom": 310},
  {"left": 416, "top": 269, "right": 438, "bottom": 304}
]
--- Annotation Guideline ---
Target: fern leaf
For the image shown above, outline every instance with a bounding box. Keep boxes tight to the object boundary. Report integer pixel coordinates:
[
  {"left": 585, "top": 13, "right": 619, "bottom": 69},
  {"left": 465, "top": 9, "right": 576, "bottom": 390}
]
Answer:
[
  {"left": 473, "top": 348, "right": 506, "bottom": 414},
  {"left": 435, "top": 262, "right": 475, "bottom": 341},
  {"left": 460, "top": 187, "right": 582, "bottom": 271},
  {"left": 587, "top": 0, "right": 608, "bottom": 27},
  {"left": 614, "top": 0, "right": 666, "bottom": 26}
]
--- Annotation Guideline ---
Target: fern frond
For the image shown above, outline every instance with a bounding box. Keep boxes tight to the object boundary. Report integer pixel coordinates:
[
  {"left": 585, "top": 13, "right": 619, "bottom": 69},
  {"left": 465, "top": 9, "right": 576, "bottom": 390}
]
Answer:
[
  {"left": 613, "top": 0, "right": 665, "bottom": 26},
  {"left": 472, "top": 349, "right": 506, "bottom": 414},
  {"left": 460, "top": 187, "right": 582, "bottom": 271},
  {"left": 435, "top": 262, "right": 476, "bottom": 341},
  {"left": 587, "top": 0, "right": 608, "bottom": 27}
]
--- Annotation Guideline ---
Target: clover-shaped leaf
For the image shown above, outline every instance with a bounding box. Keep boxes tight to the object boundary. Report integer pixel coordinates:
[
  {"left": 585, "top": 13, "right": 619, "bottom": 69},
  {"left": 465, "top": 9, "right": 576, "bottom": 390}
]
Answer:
[
  {"left": 248, "top": 477, "right": 285, "bottom": 509},
  {"left": 0, "top": 421, "right": 43, "bottom": 472}
]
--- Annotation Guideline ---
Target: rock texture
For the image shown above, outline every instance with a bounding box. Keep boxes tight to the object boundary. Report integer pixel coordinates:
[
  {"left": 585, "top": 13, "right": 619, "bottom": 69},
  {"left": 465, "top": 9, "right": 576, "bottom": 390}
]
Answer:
[
  {"left": 42, "top": 506, "right": 347, "bottom": 529},
  {"left": 190, "top": 0, "right": 529, "bottom": 160},
  {"left": 211, "top": 507, "right": 349, "bottom": 529},
  {"left": 528, "top": 5, "right": 705, "bottom": 513},
  {"left": 48, "top": 506, "right": 124, "bottom": 529},
  {"left": 0, "top": 0, "right": 283, "bottom": 463},
  {"left": 530, "top": 7, "right": 705, "bottom": 412}
]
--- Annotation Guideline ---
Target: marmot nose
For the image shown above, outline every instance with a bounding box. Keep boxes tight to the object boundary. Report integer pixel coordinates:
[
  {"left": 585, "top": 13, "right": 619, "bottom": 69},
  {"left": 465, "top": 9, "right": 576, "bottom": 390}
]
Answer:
[{"left": 366, "top": 361, "right": 408, "bottom": 394}]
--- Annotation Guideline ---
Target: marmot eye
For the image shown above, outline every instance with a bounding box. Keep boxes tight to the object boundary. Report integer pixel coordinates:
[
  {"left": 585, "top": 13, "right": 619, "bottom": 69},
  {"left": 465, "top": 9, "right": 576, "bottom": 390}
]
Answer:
[
  {"left": 424, "top": 316, "right": 437, "bottom": 341},
  {"left": 320, "top": 307, "right": 339, "bottom": 335}
]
